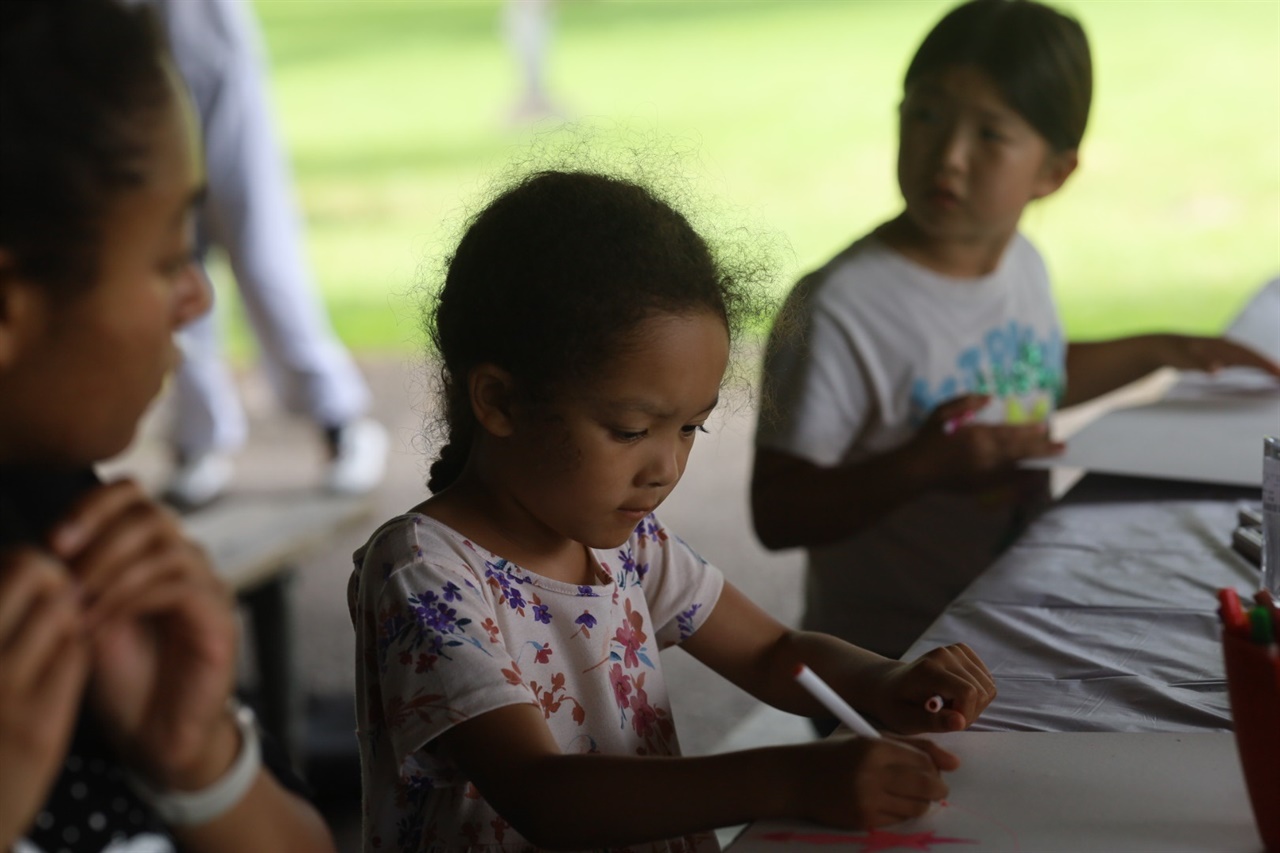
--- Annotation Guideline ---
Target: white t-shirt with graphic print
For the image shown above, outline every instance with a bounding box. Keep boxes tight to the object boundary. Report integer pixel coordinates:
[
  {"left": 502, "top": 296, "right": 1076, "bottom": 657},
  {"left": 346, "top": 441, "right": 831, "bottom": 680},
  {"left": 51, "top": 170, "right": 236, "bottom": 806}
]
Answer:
[
  {"left": 349, "top": 512, "right": 724, "bottom": 853},
  {"left": 756, "top": 231, "right": 1064, "bottom": 659}
]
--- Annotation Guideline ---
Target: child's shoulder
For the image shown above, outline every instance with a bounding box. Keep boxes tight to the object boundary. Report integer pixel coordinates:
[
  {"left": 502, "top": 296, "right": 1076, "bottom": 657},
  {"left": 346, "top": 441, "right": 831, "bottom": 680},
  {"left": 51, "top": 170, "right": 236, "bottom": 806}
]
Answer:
[
  {"left": 782, "top": 230, "right": 905, "bottom": 315},
  {"left": 815, "top": 226, "right": 915, "bottom": 285},
  {"left": 353, "top": 512, "right": 485, "bottom": 579}
]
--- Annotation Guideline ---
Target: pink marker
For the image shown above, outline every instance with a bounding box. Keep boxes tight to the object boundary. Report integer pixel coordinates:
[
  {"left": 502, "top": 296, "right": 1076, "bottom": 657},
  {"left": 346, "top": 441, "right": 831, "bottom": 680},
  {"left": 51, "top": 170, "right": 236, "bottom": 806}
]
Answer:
[
  {"left": 942, "top": 411, "right": 976, "bottom": 435},
  {"left": 925, "top": 694, "right": 945, "bottom": 713}
]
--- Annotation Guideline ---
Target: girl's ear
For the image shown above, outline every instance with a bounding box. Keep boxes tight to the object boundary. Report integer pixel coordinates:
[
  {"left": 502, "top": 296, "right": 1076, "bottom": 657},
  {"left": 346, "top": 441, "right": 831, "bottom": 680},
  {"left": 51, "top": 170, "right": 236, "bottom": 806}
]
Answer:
[
  {"left": 1032, "top": 148, "right": 1079, "bottom": 201},
  {"left": 468, "top": 363, "right": 517, "bottom": 438},
  {"left": 0, "top": 251, "right": 42, "bottom": 369}
]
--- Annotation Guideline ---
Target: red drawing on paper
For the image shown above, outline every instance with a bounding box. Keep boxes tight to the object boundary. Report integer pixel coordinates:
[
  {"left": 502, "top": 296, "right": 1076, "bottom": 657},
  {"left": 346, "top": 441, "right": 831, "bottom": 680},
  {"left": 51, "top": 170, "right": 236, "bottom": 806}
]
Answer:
[{"left": 758, "top": 828, "right": 976, "bottom": 850}]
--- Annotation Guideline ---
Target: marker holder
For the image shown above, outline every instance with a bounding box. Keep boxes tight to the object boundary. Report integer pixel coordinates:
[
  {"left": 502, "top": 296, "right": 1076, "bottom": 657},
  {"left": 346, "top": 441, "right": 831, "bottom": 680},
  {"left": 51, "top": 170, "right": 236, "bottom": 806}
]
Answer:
[{"left": 1222, "top": 628, "right": 1280, "bottom": 852}]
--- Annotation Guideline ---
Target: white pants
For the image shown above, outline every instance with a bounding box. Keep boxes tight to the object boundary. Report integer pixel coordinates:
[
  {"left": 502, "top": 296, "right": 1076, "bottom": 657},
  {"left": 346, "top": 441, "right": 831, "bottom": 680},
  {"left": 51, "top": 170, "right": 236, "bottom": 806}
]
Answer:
[{"left": 151, "top": 0, "right": 370, "bottom": 455}]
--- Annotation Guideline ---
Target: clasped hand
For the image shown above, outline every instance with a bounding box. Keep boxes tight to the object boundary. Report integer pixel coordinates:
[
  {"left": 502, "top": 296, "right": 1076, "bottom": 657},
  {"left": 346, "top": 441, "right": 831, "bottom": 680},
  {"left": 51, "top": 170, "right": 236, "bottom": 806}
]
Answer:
[{"left": 0, "top": 479, "right": 239, "bottom": 844}]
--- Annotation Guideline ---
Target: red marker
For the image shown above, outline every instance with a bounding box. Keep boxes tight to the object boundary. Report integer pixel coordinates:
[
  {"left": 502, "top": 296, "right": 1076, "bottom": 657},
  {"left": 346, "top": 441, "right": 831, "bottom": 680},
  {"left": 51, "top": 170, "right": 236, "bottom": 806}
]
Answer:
[
  {"left": 925, "top": 694, "right": 945, "bottom": 713},
  {"left": 1217, "top": 587, "right": 1249, "bottom": 635}
]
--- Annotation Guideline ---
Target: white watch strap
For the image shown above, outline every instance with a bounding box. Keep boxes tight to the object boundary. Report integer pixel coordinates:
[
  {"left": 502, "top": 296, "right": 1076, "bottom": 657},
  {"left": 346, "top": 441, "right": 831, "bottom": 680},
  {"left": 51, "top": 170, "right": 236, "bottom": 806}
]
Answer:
[{"left": 126, "top": 700, "right": 262, "bottom": 827}]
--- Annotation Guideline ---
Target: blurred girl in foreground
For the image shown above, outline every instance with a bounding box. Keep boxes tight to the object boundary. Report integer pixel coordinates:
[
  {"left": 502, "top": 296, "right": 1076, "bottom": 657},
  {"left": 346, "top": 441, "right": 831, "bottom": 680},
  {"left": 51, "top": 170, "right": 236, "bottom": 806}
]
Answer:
[{"left": 0, "top": 1, "right": 336, "bottom": 849}]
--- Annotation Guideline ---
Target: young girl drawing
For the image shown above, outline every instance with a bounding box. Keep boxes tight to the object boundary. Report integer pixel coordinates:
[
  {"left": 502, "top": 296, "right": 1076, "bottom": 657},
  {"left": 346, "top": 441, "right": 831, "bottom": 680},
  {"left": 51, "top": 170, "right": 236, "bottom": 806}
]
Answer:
[
  {"left": 0, "top": 1, "right": 334, "bottom": 849},
  {"left": 349, "top": 169, "right": 997, "bottom": 851},
  {"left": 752, "top": 0, "right": 1280, "bottom": 663}
]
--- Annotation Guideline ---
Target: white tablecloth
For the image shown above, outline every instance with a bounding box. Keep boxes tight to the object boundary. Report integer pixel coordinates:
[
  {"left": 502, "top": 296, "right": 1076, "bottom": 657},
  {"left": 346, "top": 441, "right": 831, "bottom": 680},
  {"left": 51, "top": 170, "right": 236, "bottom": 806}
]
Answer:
[{"left": 903, "top": 481, "right": 1260, "bottom": 732}]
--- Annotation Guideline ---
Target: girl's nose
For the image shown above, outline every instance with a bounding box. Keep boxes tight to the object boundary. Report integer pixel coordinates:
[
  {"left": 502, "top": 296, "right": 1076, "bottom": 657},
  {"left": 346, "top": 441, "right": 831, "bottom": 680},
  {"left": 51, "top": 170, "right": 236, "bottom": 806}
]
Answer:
[
  {"left": 175, "top": 260, "right": 213, "bottom": 329},
  {"left": 641, "top": 441, "right": 681, "bottom": 488},
  {"left": 937, "top": 123, "right": 969, "bottom": 175}
]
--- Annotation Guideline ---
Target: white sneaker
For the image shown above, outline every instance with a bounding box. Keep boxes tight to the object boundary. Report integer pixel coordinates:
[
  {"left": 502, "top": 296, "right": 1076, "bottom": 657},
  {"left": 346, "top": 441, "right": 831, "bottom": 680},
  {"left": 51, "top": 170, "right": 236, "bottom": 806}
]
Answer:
[
  {"left": 324, "top": 418, "right": 388, "bottom": 495},
  {"left": 164, "top": 451, "right": 233, "bottom": 510}
]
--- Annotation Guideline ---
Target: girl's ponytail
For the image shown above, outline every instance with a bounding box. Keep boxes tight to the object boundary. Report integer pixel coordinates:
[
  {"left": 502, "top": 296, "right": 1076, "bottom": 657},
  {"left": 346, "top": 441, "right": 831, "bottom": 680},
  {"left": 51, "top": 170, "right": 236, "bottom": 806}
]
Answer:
[
  {"left": 426, "top": 379, "right": 474, "bottom": 493},
  {"left": 427, "top": 433, "right": 471, "bottom": 493}
]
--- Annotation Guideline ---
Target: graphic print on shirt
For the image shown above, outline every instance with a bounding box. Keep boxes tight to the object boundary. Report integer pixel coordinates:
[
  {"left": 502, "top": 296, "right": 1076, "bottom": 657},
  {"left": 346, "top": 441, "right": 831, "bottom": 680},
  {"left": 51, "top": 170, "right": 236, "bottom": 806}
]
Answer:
[{"left": 909, "top": 319, "right": 1065, "bottom": 426}]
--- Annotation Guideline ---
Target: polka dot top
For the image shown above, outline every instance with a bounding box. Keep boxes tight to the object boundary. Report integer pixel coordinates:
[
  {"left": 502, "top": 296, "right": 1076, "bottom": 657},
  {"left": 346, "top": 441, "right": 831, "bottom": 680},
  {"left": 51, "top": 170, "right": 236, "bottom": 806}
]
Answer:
[{"left": 23, "top": 714, "right": 174, "bottom": 853}]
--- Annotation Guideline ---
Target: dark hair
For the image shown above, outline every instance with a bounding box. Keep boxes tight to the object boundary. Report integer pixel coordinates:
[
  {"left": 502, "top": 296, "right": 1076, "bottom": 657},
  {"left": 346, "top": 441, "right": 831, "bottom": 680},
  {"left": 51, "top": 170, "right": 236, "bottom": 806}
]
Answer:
[
  {"left": 905, "top": 0, "right": 1092, "bottom": 152},
  {"left": 425, "top": 169, "right": 770, "bottom": 492},
  {"left": 0, "top": 0, "right": 172, "bottom": 295}
]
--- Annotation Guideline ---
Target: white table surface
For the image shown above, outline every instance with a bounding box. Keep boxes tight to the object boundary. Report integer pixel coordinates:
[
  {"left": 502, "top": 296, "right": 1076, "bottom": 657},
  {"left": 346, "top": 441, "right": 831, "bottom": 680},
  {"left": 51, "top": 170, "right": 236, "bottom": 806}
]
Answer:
[{"left": 731, "top": 732, "right": 1263, "bottom": 853}]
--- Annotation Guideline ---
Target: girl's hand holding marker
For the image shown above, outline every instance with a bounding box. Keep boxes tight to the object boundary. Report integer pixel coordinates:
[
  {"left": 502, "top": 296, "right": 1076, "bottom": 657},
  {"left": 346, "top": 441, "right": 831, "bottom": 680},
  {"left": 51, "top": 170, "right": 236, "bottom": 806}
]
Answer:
[
  {"left": 921, "top": 393, "right": 1064, "bottom": 491},
  {"left": 790, "top": 647, "right": 995, "bottom": 827},
  {"left": 792, "top": 640, "right": 996, "bottom": 790},
  {"left": 872, "top": 642, "right": 998, "bottom": 734},
  {"left": 789, "top": 673, "right": 958, "bottom": 829}
]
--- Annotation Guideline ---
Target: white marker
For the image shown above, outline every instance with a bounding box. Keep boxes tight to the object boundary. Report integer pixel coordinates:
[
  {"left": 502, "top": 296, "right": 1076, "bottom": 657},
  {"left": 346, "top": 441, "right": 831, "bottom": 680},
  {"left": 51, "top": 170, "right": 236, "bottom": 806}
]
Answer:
[
  {"left": 795, "top": 665, "right": 945, "bottom": 800},
  {"left": 793, "top": 664, "right": 881, "bottom": 740},
  {"left": 925, "top": 694, "right": 945, "bottom": 714}
]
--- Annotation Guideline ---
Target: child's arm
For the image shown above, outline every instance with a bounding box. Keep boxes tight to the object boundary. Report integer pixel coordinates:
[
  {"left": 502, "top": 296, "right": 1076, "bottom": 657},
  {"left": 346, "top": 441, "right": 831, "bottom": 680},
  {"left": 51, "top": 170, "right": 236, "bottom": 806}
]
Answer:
[
  {"left": 437, "top": 703, "right": 955, "bottom": 846},
  {"left": 434, "top": 580, "right": 990, "bottom": 845},
  {"left": 752, "top": 394, "right": 1062, "bottom": 550},
  {"left": 680, "top": 583, "right": 996, "bottom": 735},
  {"left": 1062, "top": 335, "right": 1280, "bottom": 407}
]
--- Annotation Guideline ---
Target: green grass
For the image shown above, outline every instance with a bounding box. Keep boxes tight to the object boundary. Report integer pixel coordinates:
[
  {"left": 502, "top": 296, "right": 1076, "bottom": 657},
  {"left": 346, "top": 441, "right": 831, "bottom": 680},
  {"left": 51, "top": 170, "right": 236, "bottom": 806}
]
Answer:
[{"left": 215, "top": 0, "right": 1280, "bottom": 358}]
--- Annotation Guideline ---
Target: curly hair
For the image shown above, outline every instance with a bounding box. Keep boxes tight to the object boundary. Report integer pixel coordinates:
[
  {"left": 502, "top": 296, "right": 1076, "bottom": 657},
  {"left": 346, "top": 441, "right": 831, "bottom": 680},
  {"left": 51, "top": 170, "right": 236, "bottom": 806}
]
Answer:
[{"left": 423, "top": 167, "right": 776, "bottom": 493}]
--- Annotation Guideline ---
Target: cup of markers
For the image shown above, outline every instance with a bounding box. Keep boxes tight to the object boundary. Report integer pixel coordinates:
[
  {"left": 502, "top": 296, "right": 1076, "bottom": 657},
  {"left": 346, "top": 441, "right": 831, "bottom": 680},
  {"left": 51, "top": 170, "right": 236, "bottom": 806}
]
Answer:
[{"left": 1217, "top": 587, "right": 1280, "bottom": 853}]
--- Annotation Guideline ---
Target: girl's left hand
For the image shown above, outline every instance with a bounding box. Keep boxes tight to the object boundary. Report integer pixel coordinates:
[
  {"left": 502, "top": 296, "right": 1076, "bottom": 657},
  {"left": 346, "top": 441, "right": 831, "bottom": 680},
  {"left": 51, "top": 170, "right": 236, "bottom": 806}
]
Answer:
[
  {"left": 1163, "top": 335, "right": 1280, "bottom": 378},
  {"left": 872, "top": 643, "right": 996, "bottom": 735},
  {"left": 49, "top": 479, "right": 241, "bottom": 790}
]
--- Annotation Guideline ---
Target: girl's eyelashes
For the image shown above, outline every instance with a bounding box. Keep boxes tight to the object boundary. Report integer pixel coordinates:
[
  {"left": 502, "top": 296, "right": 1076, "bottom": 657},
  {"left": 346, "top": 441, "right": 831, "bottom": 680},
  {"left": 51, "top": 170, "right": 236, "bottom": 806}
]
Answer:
[{"left": 609, "top": 424, "right": 710, "bottom": 442}]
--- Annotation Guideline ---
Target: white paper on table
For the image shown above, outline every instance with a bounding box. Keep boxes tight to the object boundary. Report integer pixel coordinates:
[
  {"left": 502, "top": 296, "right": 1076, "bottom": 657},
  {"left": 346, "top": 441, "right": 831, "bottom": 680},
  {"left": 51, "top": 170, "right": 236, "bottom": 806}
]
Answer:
[
  {"left": 728, "top": 732, "right": 1261, "bottom": 853},
  {"left": 1024, "top": 378, "right": 1279, "bottom": 486},
  {"left": 1024, "top": 279, "right": 1280, "bottom": 487}
]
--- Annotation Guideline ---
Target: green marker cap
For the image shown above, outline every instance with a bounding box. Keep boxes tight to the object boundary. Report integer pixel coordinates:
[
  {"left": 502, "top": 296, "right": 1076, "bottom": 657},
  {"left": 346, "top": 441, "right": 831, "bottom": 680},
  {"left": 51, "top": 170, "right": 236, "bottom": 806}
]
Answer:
[{"left": 1247, "top": 605, "right": 1274, "bottom": 645}]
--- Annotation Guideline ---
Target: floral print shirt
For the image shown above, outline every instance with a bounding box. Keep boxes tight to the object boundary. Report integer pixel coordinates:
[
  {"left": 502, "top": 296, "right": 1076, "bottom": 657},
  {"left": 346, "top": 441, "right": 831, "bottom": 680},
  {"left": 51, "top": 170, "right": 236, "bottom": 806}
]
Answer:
[{"left": 348, "top": 512, "right": 725, "bottom": 852}]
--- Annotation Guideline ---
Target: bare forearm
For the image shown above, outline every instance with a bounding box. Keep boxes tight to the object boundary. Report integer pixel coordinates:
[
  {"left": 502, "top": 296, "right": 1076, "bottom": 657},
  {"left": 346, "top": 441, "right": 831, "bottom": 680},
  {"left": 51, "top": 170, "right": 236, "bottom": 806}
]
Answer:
[
  {"left": 1062, "top": 336, "right": 1173, "bottom": 407},
  {"left": 781, "top": 631, "right": 897, "bottom": 716},
  {"left": 729, "top": 629, "right": 896, "bottom": 718},
  {"left": 174, "top": 771, "right": 336, "bottom": 853},
  {"left": 751, "top": 445, "right": 936, "bottom": 550},
  {"left": 490, "top": 748, "right": 805, "bottom": 848}
]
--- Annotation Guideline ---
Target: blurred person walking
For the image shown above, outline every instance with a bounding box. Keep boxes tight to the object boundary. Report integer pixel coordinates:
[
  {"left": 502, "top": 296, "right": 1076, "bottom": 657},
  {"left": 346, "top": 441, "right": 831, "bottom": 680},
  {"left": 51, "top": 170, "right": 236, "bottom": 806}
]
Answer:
[
  {"left": 504, "top": 0, "right": 564, "bottom": 123},
  {"left": 134, "top": 0, "right": 388, "bottom": 509}
]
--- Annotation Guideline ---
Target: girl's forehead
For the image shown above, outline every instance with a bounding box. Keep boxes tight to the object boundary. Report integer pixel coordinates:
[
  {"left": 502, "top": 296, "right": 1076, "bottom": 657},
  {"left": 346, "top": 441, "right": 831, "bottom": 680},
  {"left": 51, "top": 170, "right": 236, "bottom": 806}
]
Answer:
[
  {"left": 908, "top": 66, "right": 1011, "bottom": 108},
  {"left": 573, "top": 312, "right": 728, "bottom": 403}
]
